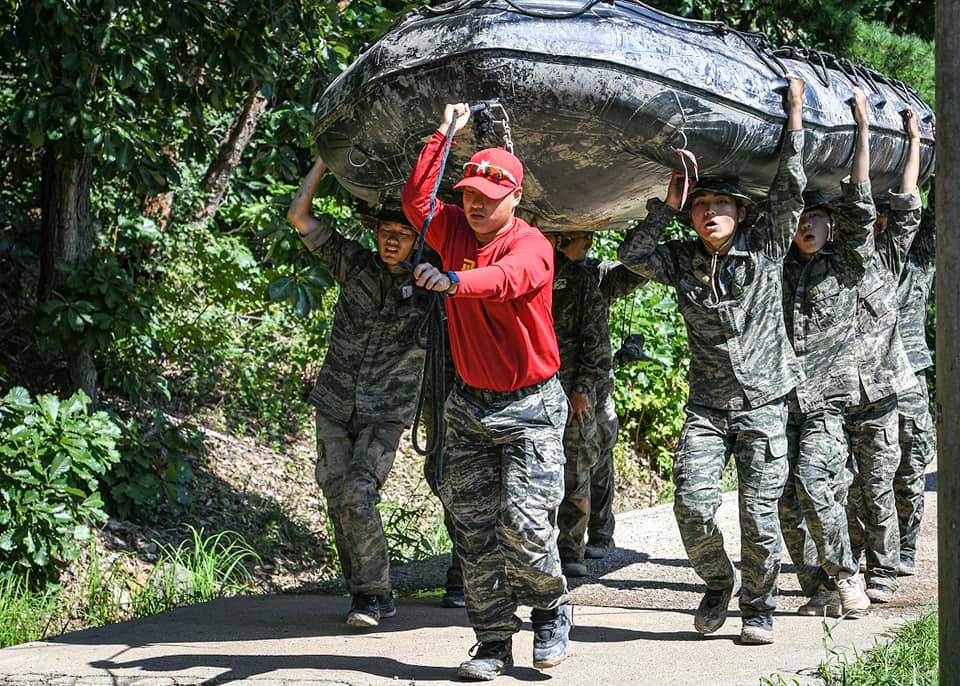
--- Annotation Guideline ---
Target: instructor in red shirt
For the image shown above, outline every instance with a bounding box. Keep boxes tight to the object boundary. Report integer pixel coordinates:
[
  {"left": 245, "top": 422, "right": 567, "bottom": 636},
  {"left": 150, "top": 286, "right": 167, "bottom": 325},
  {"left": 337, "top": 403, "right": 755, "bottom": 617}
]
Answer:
[{"left": 403, "top": 102, "right": 572, "bottom": 681}]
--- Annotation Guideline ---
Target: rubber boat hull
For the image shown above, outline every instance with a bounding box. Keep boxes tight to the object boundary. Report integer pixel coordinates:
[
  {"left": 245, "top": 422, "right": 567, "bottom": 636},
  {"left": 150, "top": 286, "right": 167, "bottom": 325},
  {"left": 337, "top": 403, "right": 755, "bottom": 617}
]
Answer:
[{"left": 314, "top": 0, "right": 935, "bottom": 230}]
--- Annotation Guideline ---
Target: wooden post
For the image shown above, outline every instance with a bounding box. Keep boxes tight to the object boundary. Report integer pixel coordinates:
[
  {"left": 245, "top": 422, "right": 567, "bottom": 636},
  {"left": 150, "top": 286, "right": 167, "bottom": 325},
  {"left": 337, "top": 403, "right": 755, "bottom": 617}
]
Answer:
[{"left": 937, "top": 1, "right": 959, "bottom": 683}]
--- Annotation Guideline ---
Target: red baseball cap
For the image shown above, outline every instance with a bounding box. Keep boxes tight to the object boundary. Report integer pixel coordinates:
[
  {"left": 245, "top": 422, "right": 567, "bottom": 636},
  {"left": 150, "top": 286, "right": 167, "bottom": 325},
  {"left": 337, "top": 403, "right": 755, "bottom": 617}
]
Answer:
[{"left": 453, "top": 147, "right": 524, "bottom": 200}]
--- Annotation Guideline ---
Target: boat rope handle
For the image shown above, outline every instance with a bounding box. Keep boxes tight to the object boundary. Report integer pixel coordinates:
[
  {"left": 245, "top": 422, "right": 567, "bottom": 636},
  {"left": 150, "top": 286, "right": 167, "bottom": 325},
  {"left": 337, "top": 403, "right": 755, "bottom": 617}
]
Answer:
[{"left": 673, "top": 146, "right": 699, "bottom": 211}]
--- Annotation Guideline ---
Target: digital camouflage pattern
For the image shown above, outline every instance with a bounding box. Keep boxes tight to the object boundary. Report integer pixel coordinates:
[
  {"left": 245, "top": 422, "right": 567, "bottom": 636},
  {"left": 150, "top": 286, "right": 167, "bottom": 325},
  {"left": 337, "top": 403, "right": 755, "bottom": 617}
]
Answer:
[
  {"left": 778, "top": 404, "right": 854, "bottom": 595},
  {"left": 439, "top": 375, "right": 570, "bottom": 642},
  {"left": 673, "top": 400, "right": 789, "bottom": 618},
  {"left": 589, "top": 380, "right": 619, "bottom": 545},
  {"left": 892, "top": 200, "right": 936, "bottom": 558},
  {"left": 845, "top": 394, "right": 901, "bottom": 588},
  {"left": 894, "top": 372, "right": 936, "bottom": 558},
  {"left": 619, "top": 130, "right": 806, "bottom": 620},
  {"left": 299, "top": 219, "right": 430, "bottom": 425},
  {"left": 581, "top": 257, "right": 647, "bottom": 545},
  {"left": 895, "top": 194, "right": 935, "bottom": 373},
  {"left": 315, "top": 411, "right": 404, "bottom": 595},
  {"left": 848, "top": 188, "right": 920, "bottom": 406},
  {"left": 777, "top": 178, "right": 876, "bottom": 594},
  {"left": 845, "top": 188, "right": 922, "bottom": 589},
  {"left": 300, "top": 219, "right": 433, "bottom": 597},
  {"left": 552, "top": 253, "right": 612, "bottom": 394},
  {"left": 617, "top": 130, "right": 807, "bottom": 411},
  {"left": 782, "top": 180, "right": 873, "bottom": 415},
  {"left": 552, "top": 253, "right": 610, "bottom": 563}
]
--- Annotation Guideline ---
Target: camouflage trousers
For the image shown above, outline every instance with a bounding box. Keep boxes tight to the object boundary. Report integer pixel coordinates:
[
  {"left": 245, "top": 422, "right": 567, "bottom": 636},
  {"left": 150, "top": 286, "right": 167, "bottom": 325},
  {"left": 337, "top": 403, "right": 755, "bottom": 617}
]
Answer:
[
  {"left": 588, "top": 383, "right": 619, "bottom": 546},
  {"left": 674, "top": 400, "right": 789, "bottom": 619},
  {"left": 424, "top": 449, "right": 464, "bottom": 592},
  {"left": 779, "top": 401, "right": 856, "bottom": 597},
  {"left": 438, "top": 375, "right": 570, "bottom": 642},
  {"left": 894, "top": 372, "right": 936, "bottom": 558},
  {"left": 557, "top": 388, "right": 600, "bottom": 563},
  {"left": 315, "top": 411, "right": 404, "bottom": 596},
  {"left": 845, "top": 394, "right": 901, "bottom": 589}
]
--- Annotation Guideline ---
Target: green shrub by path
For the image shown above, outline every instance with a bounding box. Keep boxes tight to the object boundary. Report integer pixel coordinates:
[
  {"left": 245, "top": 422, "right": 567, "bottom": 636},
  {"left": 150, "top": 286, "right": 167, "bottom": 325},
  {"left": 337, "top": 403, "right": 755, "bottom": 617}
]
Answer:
[
  {"left": 0, "top": 388, "right": 120, "bottom": 584},
  {"left": 104, "top": 411, "right": 207, "bottom": 522},
  {"left": 819, "top": 610, "right": 938, "bottom": 686}
]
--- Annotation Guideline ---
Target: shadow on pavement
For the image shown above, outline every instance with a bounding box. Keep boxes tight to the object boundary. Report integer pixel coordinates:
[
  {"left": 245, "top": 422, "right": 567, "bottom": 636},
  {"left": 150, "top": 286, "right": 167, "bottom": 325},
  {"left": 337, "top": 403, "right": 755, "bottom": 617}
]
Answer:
[{"left": 89, "top": 653, "right": 550, "bottom": 683}]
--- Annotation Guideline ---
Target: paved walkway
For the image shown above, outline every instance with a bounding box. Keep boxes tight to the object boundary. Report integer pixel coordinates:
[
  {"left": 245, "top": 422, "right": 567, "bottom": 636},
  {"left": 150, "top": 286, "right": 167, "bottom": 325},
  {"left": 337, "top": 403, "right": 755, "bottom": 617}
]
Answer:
[{"left": 0, "top": 479, "right": 937, "bottom": 685}]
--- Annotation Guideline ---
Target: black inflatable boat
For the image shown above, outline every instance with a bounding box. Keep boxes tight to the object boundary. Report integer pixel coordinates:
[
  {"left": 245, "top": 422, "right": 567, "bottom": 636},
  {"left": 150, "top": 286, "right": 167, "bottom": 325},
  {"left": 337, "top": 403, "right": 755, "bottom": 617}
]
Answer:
[{"left": 313, "top": 0, "right": 935, "bottom": 230}]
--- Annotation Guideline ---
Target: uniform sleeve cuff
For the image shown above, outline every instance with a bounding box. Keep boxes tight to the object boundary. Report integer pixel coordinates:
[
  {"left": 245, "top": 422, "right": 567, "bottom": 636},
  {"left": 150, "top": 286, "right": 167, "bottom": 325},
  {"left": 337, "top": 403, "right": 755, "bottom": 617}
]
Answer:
[
  {"left": 841, "top": 175, "right": 873, "bottom": 201},
  {"left": 888, "top": 189, "right": 922, "bottom": 212},
  {"left": 786, "top": 129, "right": 804, "bottom": 153}
]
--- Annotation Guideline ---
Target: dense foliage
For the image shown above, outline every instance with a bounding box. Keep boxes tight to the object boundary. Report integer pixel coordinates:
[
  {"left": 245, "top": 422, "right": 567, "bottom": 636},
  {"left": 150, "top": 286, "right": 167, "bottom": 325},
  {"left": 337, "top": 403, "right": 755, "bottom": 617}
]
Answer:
[
  {"left": 0, "top": 0, "right": 936, "bottom": 587},
  {"left": 0, "top": 388, "right": 118, "bottom": 583}
]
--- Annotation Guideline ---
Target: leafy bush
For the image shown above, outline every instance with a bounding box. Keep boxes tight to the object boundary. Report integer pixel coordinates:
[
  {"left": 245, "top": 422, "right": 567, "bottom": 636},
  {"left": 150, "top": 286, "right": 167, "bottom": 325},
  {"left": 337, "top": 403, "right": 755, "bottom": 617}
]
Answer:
[
  {"left": 848, "top": 20, "right": 935, "bottom": 107},
  {"left": 0, "top": 388, "right": 120, "bottom": 583},
  {"left": 104, "top": 411, "right": 207, "bottom": 522}
]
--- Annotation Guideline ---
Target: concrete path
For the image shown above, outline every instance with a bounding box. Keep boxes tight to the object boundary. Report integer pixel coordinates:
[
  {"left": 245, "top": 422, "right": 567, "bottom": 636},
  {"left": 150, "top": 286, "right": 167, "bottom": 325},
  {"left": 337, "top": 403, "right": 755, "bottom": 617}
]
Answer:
[{"left": 0, "top": 479, "right": 937, "bottom": 686}]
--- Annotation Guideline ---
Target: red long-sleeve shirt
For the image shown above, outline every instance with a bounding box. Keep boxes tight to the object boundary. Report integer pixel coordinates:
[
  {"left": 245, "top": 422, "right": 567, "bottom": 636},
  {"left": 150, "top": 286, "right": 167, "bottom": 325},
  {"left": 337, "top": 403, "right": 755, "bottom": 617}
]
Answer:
[{"left": 402, "top": 130, "right": 560, "bottom": 391}]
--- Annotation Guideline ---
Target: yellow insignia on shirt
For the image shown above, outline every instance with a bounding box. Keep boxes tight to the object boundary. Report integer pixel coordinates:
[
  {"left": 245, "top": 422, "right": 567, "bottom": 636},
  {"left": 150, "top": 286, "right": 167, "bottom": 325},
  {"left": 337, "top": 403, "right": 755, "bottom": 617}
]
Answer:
[{"left": 461, "top": 258, "right": 476, "bottom": 270}]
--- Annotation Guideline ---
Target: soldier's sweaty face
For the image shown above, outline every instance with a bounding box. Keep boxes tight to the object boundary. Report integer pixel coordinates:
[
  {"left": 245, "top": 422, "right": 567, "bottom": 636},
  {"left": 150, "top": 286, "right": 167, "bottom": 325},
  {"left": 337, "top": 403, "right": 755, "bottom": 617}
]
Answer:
[
  {"left": 462, "top": 186, "right": 522, "bottom": 240},
  {"left": 795, "top": 208, "right": 832, "bottom": 260},
  {"left": 689, "top": 192, "right": 745, "bottom": 252},
  {"left": 376, "top": 221, "right": 417, "bottom": 272}
]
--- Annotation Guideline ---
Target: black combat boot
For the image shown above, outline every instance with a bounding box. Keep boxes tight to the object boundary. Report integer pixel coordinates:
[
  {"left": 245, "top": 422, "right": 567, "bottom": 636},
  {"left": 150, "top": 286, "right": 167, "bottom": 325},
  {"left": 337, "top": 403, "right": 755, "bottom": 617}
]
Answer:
[{"left": 457, "top": 638, "right": 513, "bottom": 681}]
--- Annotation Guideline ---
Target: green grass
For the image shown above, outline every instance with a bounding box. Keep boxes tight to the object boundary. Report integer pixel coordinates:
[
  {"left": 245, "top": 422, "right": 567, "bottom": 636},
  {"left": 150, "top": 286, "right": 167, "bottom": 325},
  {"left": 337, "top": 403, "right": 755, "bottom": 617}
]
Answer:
[
  {"left": 819, "top": 610, "right": 938, "bottom": 686},
  {"left": 0, "top": 526, "right": 260, "bottom": 648}
]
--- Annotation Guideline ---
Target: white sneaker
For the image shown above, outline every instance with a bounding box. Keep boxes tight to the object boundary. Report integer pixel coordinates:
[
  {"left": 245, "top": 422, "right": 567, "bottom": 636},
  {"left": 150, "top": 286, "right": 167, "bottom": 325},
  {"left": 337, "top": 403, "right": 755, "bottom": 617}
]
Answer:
[
  {"left": 837, "top": 574, "right": 870, "bottom": 616},
  {"left": 797, "top": 587, "right": 840, "bottom": 617}
]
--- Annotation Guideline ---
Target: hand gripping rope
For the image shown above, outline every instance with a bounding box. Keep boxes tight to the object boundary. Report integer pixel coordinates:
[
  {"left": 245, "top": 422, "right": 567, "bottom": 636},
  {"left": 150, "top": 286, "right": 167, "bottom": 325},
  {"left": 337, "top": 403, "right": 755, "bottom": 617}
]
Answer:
[{"left": 406, "top": 100, "right": 511, "bottom": 486}]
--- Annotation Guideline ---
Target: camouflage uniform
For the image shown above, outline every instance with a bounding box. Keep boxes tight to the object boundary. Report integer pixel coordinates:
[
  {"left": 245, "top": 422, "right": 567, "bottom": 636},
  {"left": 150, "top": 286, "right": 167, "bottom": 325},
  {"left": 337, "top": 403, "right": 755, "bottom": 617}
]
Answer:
[
  {"left": 844, "top": 188, "right": 921, "bottom": 591},
  {"left": 618, "top": 130, "right": 806, "bottom": 619},
  {"left": 582, "top": 258, "right": 647, "bottom": 547},
  {"left": 438, "top": 376, "right": 570, "bottom": 641},
  {"left": 778, "top": 179, "right": 875, "bottom": 596},
  {"left": 892, "top": 201, "right": 936, "bottom": 561},
  {"left": 552, "top": 252, "right": 612, "bottom": 564},
  {"left": 300, "top": 219, "right": 429, "bottom": 596}
]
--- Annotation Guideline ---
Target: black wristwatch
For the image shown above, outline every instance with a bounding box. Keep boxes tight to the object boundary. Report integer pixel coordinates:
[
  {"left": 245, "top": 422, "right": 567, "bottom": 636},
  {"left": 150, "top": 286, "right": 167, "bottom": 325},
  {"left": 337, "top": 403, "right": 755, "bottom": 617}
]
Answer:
[{"left": 446, "top": 270, "right": 460, "bottom": 294}]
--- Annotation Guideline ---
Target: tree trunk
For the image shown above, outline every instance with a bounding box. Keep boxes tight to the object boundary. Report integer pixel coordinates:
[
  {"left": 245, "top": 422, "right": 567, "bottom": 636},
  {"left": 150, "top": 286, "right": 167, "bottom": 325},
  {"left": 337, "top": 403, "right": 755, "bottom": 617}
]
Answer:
[
  {"left": 190, "top": 85, "right": 268, "bottom": 224},
  {"left": 936, "top": 1, "right": 959, "bottom": 683},
  {"left": 38, "top": 142, "right": 98, "bottom": 404}
]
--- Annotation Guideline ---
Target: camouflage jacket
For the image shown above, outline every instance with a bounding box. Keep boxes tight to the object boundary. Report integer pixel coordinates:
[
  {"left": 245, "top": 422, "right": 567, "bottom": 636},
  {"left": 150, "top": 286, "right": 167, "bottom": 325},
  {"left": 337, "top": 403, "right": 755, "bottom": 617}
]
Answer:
[
  {"left": 851, "top": 187, "right": 921, "bottom": 404},
  {"left": 553, "top": 252, "right": 612, "bottom": 394},
  {"left": 896, "top": 197, "right": 935, "bottom": 372},
  {"left": 582, "top": 256, "right": 647, "bottom": 394},
  {"left": 618, "top": 130, "right": 806, "bottom": 410},
  {"left": 299, "top": 219, "right": 430, "bottom": 425},
  {"left": 782, "top": 179, "right": 873, "bottom": 414}
]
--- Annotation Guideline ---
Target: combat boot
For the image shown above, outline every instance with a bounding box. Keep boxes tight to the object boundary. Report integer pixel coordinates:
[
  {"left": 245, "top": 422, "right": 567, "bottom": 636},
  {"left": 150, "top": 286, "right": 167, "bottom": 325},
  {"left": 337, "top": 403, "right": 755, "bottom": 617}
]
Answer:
[
  {"left": 442, "top": 586, "right": 467, "bottom": 609},
  {"left": 865, "top": 581, "right": 897, "bottom": 604},
  {"left": 584, "top": 539, "right": 614, "bottom": 559},
  {"left": 457, "top": 639, "right": 513, "bottom": 681},
  {"left": 694, "top": 574, "right": 739, "bottom": 634},
  {"left": 898, "top": 554, "right": 916, "bottom": 576},
  {"left": 531, "top": 604, "right": 573, "bottom": 668},
  {"left": 346, "top": 594, "right": 380, "bottom": 627},
  {"left": 378, "top": 592, "right": 397, "bottom": 618},
  {"left": 837, "top": 574, "right": 870, "bottom": 616},
  {"left": 562, "top": 559, "right": 588, "bottom": 577},
  {"left": 796, "top": 586, "right": 840, "bottom": 617},
  {"left": 740, "top": 614, "right": 774, "bottom": 644}
]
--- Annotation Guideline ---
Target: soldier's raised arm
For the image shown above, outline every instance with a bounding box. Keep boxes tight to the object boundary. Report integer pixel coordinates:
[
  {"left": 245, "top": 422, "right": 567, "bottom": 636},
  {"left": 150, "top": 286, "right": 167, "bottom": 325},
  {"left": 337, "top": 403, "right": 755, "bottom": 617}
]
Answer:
[
  {"left": 287, "top": 156, "right": 366, "bottom": 285},
  {"left": 617, "top": 171, "right": 685, "bottom": 286},
  {"left": 762, "top": 75, "right": 807, "bottom": 260},
  {"left": 877, "top": 108, "right": 923, "bottom": 278}
]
